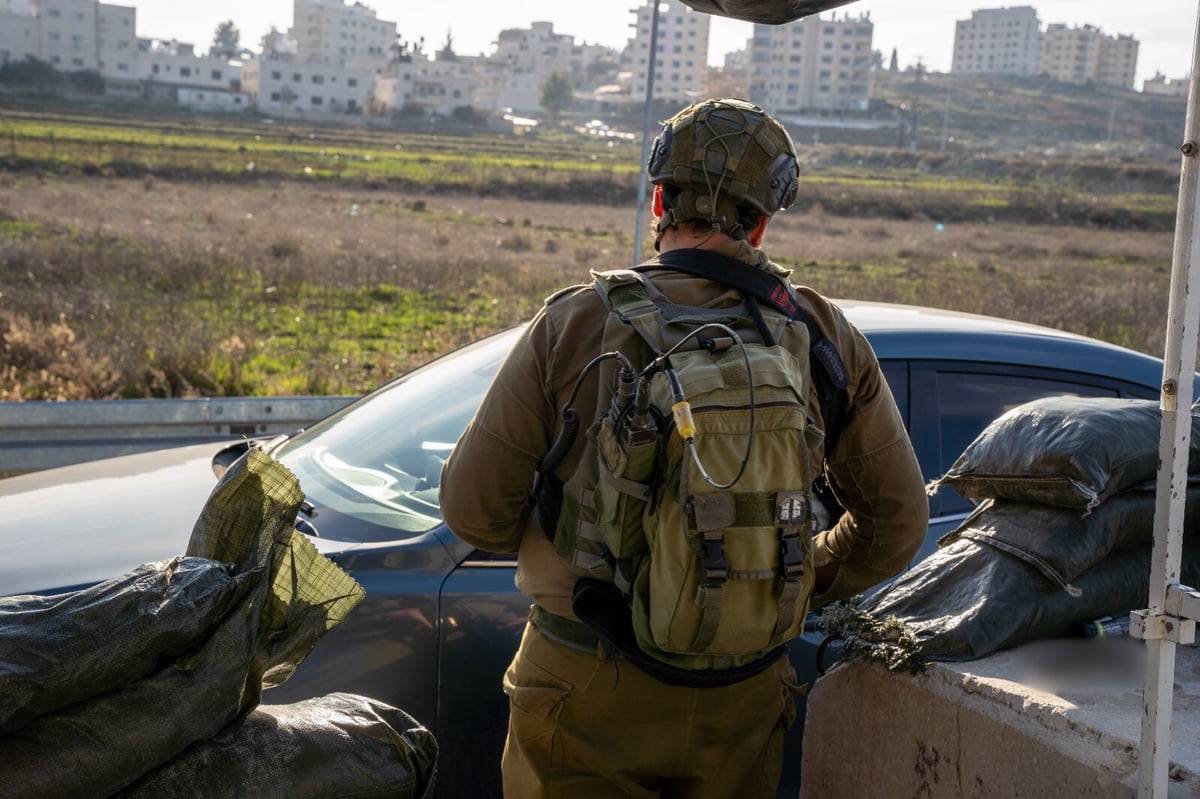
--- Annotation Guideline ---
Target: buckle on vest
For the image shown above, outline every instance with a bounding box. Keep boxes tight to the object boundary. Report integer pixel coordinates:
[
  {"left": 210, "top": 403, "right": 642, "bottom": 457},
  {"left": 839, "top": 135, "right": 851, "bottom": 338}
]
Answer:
[
  {"left": 699, "top": 531, "right": 728, "bottom": 582},
  {"left": 780, "top": 531, "right": 806, "bottom": 579}
]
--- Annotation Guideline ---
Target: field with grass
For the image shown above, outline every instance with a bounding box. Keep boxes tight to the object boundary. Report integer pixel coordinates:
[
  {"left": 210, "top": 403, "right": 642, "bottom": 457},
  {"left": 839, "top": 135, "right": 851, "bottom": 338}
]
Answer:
[{"left": 0, "top": 104, "right": 1185, "bottom": 401}]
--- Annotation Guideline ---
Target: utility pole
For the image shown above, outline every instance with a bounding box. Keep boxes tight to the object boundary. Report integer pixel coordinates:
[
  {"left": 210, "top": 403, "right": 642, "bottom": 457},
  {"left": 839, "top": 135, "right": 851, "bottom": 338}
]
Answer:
[{"left": 633, "top": 1, "right": 663, "bottom": 265}]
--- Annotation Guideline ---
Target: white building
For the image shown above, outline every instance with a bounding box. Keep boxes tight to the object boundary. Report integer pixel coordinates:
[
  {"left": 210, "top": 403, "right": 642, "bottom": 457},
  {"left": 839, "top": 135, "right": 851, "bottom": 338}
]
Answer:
[
  {"left": 494, "top": 21, "right": 573, "bottom": 75},
  {"left": 137, "top": 39, "right": 247, "bottom": 111},
  {"left": 374, "top": 55, "right": 472, "bottom": 117},
  {"left": 747, "top": 11, "right": 872, "bottom": 114},
  {"left": 0, "top": 0, "right": 138, "bottom": 92},
  {"left": 1094, "top": 34, "right": 1138, "bottom": 90},
  {"left": 1037, "top": 23, "right": 1098, "bottom": 84},
  {"left": 35, "top": 0, "right": 136, "bottom": 79},
  {"left": 1039, "top": 23, "right": 1138, "bottom": 89},
  {"left": 0, "top": 5, "right": 37, "bottom": 65},
  {"left": 1143, "top": 72, "right": 1189, "bottom": 98},
  {"left": 242, "top": 57, "right": 374, "bottom": 117},
  {"left": 289, "top": 0, "right": 395, "bottom": 70},
  {"left": 951, "top": 6, "right": 1041, "bottom": 77},
  {"left": 626, "top": 0, "right": 710, "bottom": 105}
]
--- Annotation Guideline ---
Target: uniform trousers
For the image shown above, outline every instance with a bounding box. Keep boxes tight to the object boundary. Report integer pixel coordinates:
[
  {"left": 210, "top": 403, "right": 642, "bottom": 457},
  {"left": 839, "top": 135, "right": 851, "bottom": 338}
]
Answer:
[{"left": 500, "top": 616, "right": 801, "bottom": 798}]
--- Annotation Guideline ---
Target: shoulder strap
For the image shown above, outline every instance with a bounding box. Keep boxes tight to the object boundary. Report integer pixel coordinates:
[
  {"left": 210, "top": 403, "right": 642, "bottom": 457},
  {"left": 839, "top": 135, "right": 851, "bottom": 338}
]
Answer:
[
  {"left": 592, "top": 268, "right": 781, "bottom": 355},
  {"left": 635, "top": 249, "right": 849, "bottom": 456}
]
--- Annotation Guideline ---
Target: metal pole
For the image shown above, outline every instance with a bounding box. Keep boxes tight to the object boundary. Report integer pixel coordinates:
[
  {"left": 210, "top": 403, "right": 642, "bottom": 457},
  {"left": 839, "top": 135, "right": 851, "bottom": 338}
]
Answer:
[
  {"left": 633, "top": 0, "right": 662, "bottom": 265},
  {"left": 1134, "top": 4, "right": 1200, "bottom": 796}
]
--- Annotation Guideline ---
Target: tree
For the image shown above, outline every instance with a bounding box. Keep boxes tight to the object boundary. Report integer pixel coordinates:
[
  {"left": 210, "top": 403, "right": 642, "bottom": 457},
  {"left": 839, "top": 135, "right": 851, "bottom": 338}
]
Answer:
[
  {"left": 0, "top": 56, "right": 58, "bottom": 91},
  {"left": 538, "top": 69, "right": 573, "bottom": 121},
  {"left": 211, "top": 20, "right": 240, "bottom": 60}
]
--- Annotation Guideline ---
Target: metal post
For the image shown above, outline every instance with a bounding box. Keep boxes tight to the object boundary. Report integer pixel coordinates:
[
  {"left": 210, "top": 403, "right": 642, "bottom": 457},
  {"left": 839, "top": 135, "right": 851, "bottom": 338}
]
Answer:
[
  {"left": 633, "top": 0, "right": 663, "bottom": 265},
  {"left": 1133, "top": 4, "right": 1200, "bottom": 796}
]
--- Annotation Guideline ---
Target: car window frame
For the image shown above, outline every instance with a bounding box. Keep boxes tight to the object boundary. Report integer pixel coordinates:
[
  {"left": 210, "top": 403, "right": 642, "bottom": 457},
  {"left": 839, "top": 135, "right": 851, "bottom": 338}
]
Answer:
[{"left": 905, "top": 359, "right": 1159, "bottom": 521}]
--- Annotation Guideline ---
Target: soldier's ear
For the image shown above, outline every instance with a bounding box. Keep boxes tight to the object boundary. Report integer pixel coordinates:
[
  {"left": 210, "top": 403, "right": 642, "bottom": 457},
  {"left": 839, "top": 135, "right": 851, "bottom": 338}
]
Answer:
[
  {"left": 748, "top": 216, "right": 769, "bottom": 247},
  {"left": 652, "top": 184, "right": 664, "bottom": 218}
]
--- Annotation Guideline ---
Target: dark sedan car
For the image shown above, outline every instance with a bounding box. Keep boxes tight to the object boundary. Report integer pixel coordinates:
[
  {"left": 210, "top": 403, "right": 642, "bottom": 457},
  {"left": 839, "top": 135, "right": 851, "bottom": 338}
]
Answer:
[{"left": 0, "top": 301, "right": 1170, "bottom": 797}]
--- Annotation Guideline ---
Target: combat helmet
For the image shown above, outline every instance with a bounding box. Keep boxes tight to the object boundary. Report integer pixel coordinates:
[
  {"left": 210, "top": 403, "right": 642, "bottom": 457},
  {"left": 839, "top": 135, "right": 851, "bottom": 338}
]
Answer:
[{"left": 647, "top": 97, "right": 799, "bottom": 245}]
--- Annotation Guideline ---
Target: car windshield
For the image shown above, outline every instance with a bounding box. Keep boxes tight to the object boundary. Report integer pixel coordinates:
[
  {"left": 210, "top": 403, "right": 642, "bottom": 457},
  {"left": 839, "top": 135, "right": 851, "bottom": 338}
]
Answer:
[{"left": 274, "top": 328, "right": 521, "bottom": 542}]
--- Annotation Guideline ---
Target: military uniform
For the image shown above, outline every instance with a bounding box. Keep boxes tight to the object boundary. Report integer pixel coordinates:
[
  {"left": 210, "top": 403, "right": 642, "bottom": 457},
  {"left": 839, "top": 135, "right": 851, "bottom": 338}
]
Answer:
[{"left": 440, "top": 238, "right": 928, "bottom": 797}]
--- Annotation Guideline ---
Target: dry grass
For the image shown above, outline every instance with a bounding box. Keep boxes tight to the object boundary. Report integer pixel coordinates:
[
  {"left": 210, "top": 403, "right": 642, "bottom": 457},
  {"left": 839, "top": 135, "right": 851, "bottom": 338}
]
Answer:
[{"left": 0, "top": 172, "right": 1178, "bottom": 399}]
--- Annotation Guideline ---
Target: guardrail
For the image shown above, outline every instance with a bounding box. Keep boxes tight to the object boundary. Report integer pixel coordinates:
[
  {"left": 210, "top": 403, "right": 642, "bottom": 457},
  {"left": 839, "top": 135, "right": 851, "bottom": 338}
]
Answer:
[{"left": 0, "top": 397, "right": 357, "bottom": 473}]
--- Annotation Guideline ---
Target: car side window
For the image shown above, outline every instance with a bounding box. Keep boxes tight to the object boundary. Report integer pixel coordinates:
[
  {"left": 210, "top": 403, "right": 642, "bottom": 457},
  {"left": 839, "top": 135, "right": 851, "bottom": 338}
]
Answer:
[
  {"left": 879, "top": 361, "right": 908, "bottom": 424},
  {"left": 909, "top": 365, "right": 1138, "bottom": 519}
]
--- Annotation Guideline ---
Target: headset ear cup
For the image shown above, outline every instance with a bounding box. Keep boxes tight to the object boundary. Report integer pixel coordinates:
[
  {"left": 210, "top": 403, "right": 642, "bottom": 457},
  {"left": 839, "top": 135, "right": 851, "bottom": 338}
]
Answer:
[
  {"left": 647, "top": 124, "right": 674, "bottom": 184},
  {"left": 765, "top": 152, "right": 800, "bottom": 213}
]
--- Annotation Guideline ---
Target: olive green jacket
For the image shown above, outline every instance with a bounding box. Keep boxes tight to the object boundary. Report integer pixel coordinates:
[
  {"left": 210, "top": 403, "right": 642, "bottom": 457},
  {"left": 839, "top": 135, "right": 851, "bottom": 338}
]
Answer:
[{"left": 440, "top": 242, "right": 928, "bottom": 621}]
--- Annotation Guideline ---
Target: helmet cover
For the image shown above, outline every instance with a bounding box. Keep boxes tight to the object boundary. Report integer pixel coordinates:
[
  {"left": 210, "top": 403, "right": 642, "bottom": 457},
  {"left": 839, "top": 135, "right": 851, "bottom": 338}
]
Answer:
[{"left": 647, "top": 98, "right": 799, "bottom": 240}]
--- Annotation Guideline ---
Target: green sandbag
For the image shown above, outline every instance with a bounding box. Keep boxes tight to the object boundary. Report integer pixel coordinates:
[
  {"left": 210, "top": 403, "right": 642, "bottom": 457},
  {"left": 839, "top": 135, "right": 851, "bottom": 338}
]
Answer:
[
  {"left": 115, "top": 693, "right": 438, "bottom": 799},
  {"left": 860, "top": 537, "right": 1200, "bottom": 662},
  {"left": 0, "top": 450, "right": 365, "bottom": 799},
  {"left": 939, "top": 484, "right": 1200, "bottom": 595},
  {"left": 0, "top": 557, "right": 250, "bottom": 735},
  {"left": 927, "top": 397, "right": 1200, "bottom": 510}
]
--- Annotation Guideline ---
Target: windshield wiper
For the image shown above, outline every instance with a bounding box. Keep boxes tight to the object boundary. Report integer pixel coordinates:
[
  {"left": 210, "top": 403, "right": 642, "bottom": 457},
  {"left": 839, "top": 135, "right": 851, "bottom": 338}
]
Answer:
[{"left": 295, "top": 499, "right": 320, "bottom": 538}]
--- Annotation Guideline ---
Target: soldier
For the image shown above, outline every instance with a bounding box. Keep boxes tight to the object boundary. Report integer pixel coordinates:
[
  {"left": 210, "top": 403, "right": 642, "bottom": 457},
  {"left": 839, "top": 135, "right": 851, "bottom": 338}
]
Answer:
[{"left": 440, "top": 97, "right": 927, "bottom": 797}]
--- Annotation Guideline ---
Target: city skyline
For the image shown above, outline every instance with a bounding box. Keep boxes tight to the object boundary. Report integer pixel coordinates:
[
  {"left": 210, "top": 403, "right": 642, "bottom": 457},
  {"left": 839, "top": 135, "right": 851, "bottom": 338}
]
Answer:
[{"left": 121, "top": 1, "right": 1192, "bottom": 90}]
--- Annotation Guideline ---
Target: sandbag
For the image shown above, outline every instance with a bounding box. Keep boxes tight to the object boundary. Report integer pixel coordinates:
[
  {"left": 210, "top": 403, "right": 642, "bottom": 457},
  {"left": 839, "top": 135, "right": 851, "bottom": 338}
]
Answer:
[
  {"left": 859, "top": 537, "right": 1200, "bottom": 662},
  {"left": 115, "top": 693, "right": 438, "bottom": 799},
  {"left": 939, "top": 484, "right": 1200, "bottom": 595},
  {"left": 927, "top": 397, "right": 1200, "bottom": 510},
  {"left": 0, "top": 557, "right": 250, "bottom": 735},
  {"left": 0, "top": 450, "right": 365, "bottom": 799}
]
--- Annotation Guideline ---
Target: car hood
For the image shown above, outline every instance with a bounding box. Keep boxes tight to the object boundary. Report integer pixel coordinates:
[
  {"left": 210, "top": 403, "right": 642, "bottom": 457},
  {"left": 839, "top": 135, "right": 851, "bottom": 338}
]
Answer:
[
  {"left": 0, "top": 444, "right": 224, "bottom": 595},
  {"left": 0, "top": 444, "right": 344, "bottom": 597}
]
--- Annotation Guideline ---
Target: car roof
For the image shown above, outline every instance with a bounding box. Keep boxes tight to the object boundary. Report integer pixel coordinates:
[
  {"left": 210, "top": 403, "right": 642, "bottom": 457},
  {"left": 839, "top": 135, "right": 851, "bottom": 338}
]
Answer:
[
  {"left": 837, "top": 299, "right": 1165, "bottom": 391},
  {"left": 839, "top": 299, "right": 1094, "bottom": 339}
]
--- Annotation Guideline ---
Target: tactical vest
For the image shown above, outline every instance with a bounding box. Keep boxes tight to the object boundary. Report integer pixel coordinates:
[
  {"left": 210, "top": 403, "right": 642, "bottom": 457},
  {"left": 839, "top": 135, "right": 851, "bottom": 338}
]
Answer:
[{"left": 533, "top": 250, "right": 847, "bottom": 683}]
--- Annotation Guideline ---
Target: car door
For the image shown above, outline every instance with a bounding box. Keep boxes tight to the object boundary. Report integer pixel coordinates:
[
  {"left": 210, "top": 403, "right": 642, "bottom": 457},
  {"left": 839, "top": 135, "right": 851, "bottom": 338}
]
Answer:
[{"left": 436, "top": 552, "right": 527, "bottom": 798}]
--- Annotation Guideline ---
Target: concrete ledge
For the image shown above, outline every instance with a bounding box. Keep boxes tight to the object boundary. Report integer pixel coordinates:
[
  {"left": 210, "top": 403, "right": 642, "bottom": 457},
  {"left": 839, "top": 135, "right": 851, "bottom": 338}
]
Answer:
[{"left": 801, "top": 638, "right": 1200, "bottom": 797}]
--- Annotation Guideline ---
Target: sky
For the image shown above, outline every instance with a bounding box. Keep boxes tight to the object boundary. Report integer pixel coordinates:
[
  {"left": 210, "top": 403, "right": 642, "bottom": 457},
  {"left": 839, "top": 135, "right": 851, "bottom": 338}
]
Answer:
[{"left": 127, "top": 1, "right": 1195, "bottom": 90}]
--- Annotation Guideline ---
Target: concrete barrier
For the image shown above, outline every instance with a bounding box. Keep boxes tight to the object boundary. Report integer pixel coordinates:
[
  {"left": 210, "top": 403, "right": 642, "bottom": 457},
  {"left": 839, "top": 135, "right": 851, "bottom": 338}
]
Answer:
[
  {"left": 801, "top": 638, "right": 1200, "bottom": 797},
  {"left": 0, "top": 397, "right": 356, "bottom": 473}
]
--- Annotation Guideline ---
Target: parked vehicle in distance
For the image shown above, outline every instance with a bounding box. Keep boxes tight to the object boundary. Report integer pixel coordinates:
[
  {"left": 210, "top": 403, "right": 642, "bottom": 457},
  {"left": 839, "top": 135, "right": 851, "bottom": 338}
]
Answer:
[{"left": 0, "top": 300, "right": 1174, "bottom": 798}]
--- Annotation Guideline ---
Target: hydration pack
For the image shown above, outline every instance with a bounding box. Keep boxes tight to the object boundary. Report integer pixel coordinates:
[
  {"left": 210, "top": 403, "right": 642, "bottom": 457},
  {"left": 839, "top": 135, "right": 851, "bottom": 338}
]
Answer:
[{"left": 534, "top": 250, "right": 847, "bottom": 679}]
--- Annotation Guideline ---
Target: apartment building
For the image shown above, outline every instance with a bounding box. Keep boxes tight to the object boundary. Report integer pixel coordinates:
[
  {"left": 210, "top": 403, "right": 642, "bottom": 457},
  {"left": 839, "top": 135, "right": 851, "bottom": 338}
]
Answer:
[
  {"left": 747, "top": 11, "right": 872, "bottom": 114},
  {"left": 0, "top": 6, "right": 37, "bottom": 65},
  {"left": 494, "top": 21, "right": 573, "bottom": 75},
  {"left": 242, "top": 57, "right": 374, "bottom": 116},
  {"left": 1094, "top": 34, "right": 1138, "bottom": 90},
  {"left": 21, "top": 0, "right": 135, "bottom": 80},
  {"left": 1038, "top": 23, "right": 1138, "bottom": 89},
  {"left": 138, "top": 39, "right": 247, "bottom": 111},
  {"left": 374, "top": 55, "right": 474, "bottom": 117},
  {"left": 626, "top": 0, "right": 710, "bottom": 105},
  {"left": 951, "top": 6, "right": 1041, "bottom": 76},
  {"left": 1037, "top": 23, "right": 1097, "bottom": 84},
  {"left": 1144, "top": 72, "right": 1189, "bottom": 98},
  {"left": 289, "top": 0, "right": 395, "bottom": 69}
]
